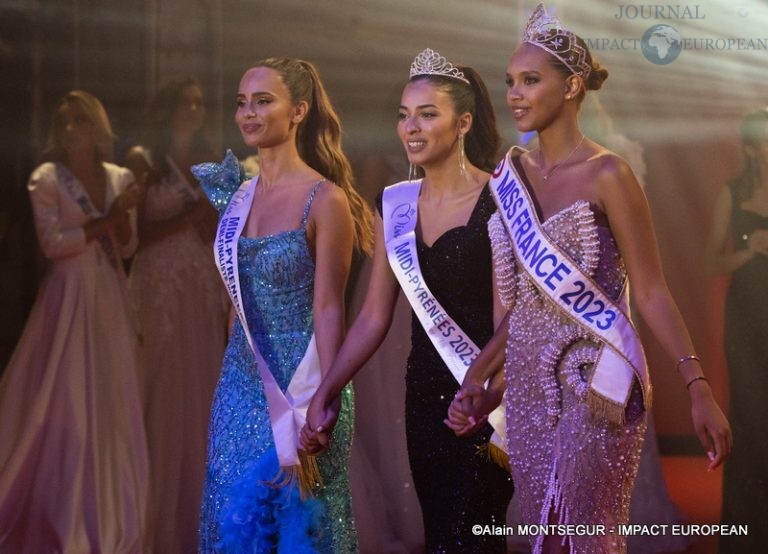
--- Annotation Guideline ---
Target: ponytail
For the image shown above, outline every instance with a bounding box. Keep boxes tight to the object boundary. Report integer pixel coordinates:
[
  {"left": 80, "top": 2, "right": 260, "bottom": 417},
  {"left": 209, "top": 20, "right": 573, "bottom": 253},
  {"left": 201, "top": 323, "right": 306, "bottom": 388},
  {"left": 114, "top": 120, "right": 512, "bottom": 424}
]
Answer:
[
  {"left": 410, "top": 67, "right": 501, "bottom": 173},
  {"left": 254, "top": 58, "right": 374, "bottom": 255}
]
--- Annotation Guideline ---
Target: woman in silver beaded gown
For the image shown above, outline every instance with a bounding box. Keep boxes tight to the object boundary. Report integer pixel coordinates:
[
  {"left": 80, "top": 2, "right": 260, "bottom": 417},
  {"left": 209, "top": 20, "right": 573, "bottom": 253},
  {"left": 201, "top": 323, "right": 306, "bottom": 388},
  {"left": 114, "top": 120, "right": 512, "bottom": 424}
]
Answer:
[
  {"left": 447, "top": 5, "right": 731, "bottom": 554},
  {"left": 193, "top": 58, "right": 373, "bottom": 553}
]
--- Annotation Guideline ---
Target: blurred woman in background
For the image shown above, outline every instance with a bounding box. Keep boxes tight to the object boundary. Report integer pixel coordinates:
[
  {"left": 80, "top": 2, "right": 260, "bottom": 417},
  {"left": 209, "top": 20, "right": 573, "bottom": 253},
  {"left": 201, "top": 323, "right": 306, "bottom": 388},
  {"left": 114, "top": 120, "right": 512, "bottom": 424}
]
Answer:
[
  {"left": 125, "top": 78, "right": 227, "bottom": 554},
  {"left": 706, "top": 107, "right": 768, "bottom": 553},
  {"left": 0, "top": 90, "right": 147, "bottom": 553}
]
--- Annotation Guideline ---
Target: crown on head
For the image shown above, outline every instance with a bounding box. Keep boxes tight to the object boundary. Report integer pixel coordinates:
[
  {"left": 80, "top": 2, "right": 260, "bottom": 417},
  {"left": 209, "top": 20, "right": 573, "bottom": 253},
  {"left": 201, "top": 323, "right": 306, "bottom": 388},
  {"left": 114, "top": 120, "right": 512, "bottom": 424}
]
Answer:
[
  {"left": 409, "top": 48, "right": 469, "bottom": 84},
  {"left": 523, "top": 3, "right": 591, "bottom": 79}
]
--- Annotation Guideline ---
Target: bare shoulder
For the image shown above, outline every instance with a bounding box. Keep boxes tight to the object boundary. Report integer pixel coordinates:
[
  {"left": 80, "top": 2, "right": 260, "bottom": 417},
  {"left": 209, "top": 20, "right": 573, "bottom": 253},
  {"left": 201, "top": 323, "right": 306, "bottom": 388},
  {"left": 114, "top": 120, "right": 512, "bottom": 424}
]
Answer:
[
  {"left": 310, "top": 180, "right": 351, "bottom": 215},
  {"left": 584, "top": 147, "right": 642, "bottom": 202},
  {"left": 590, "top": 148, "right": 637, "bottom": 186}
]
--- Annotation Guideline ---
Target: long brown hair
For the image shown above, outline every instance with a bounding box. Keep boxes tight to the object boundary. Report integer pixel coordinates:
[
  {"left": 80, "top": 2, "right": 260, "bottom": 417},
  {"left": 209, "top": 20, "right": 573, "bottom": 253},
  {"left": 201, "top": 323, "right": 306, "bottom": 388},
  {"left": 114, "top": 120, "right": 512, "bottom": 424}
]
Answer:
[
  {"left": 141, "top": 77, "right": 213, "bottom": 180},
  {"left": 253, "top": 57, "right": 374, "bottom": 255}
]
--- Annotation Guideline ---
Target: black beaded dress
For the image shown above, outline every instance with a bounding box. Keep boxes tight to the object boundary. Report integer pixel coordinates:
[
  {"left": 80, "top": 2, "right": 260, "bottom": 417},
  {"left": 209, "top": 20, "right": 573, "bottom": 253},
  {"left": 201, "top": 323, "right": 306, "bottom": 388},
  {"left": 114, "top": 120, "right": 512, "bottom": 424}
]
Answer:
[
  {"left": 720, "top": 183, "right": 768, "bottom": 553},
  {"left": 377, "top": 184, "right": 513, "bottom": 554}
]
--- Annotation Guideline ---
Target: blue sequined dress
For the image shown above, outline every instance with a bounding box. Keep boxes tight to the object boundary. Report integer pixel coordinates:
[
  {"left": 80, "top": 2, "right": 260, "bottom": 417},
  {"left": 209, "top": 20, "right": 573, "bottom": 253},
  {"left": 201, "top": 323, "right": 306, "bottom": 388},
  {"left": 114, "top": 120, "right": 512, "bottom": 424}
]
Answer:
[{"left": 193, "top": 153, "right": 356, "bottom": 553}]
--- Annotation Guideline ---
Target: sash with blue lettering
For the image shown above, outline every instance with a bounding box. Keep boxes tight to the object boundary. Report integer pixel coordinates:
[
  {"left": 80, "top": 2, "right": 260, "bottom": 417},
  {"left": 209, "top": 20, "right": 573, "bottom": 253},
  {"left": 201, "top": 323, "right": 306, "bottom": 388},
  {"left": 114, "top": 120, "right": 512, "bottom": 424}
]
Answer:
[
  {"left": 382, "top": 180, "right": 508, "bottom": 457},
  {"left": 214, "top": 176, "right": 323, "bottom": 494},
  {"left": 57, "top": 163, "right": 120, "bottom": 271},
  {"left": 489, "top": 148, "right": 651, "bottom": 424}
]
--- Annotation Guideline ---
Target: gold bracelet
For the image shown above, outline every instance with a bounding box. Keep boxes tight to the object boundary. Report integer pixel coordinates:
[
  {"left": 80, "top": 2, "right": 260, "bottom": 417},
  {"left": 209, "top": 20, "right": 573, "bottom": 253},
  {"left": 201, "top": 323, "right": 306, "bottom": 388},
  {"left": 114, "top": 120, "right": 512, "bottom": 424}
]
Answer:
[
  {"left": 676, "top": 354, "right": 701, "bottom": 371},
  {"left": 686, "top": 375, "right": 709, "bottom": 390}
]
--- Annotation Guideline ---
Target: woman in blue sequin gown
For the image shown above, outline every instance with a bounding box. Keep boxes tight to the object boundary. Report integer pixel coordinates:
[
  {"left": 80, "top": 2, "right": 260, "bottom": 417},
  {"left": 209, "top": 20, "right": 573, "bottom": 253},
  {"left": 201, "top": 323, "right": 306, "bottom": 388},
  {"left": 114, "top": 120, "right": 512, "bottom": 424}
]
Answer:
[{"left": 193, "top": 58, "right": 373, "bottom": 553}]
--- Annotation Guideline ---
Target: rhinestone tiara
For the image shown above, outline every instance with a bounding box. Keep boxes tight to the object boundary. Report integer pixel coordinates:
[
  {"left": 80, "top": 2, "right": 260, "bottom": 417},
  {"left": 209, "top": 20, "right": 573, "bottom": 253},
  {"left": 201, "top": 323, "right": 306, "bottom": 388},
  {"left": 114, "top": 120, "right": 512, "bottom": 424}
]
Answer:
[
  {"left": 409, "top": 48, "right": 469, "bottom": 84},
  {"left": 523, "top": 3, "right": 591, "bottom": 79}
]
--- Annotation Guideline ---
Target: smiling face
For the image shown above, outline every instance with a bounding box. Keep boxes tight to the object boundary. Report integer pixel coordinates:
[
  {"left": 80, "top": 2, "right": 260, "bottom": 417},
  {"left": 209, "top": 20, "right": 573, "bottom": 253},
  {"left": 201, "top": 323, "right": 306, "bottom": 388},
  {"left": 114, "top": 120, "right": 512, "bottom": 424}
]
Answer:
[
  {"left": 505, "top": 42, "right": 572, "bottom": 134},
  {"left": 235, "top": 66, "right": 305, "bottom": 149},
  {"left": 397, "top": 78, "right": 468, "bottom": 171}
]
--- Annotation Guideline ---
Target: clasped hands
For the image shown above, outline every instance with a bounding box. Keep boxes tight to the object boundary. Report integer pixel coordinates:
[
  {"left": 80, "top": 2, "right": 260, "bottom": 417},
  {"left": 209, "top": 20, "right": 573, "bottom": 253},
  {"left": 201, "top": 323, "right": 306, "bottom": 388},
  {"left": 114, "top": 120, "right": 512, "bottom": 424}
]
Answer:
[
  {"left": 300, "top": 394, "right": 341, "bottom": 455},
  {"left": 299, "top": 381, "right": 501, "bottom": 455}
]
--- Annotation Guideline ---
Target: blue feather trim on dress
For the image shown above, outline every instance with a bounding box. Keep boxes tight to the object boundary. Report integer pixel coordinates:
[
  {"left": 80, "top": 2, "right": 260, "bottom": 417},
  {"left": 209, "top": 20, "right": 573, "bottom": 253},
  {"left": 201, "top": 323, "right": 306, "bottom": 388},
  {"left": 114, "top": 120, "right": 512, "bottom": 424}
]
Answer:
[
  {"left": 216, "top": 448, "right": 325, "bottom": 553},
  {"left": 191, "top": 150, "right": 247, "bottom": 213}
]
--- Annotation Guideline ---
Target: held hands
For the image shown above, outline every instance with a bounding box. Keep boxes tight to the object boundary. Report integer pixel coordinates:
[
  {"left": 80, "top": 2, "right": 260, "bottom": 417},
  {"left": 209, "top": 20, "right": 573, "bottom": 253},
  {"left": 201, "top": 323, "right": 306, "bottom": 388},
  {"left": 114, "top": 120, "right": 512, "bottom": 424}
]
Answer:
[
  {"left": 688, "top": 381, "right": 732, "bottom": 471},
  {"left": 444, "top": 382, "right": 499, "bottom": 437},
  {"left": 300, "top": 393, "right": 341, "bottom": 455}
]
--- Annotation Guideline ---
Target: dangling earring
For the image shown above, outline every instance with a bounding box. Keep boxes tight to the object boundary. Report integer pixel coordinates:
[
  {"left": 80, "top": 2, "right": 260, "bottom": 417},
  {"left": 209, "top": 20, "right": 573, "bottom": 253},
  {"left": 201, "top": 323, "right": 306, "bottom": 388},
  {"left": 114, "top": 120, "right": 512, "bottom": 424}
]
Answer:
[
  {"left": 408, "top": 163, "right": 417, "bottom": 182},
  {"left": 458, "top": 134, "right": 467, "bottom": 178}
]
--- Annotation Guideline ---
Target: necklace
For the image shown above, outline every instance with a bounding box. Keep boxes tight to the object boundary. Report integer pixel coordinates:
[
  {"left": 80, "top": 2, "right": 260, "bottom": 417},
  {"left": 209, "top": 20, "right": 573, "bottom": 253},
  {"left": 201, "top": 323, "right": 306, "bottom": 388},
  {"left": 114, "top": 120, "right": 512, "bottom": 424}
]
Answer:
[{"left": 539, "top": 135, "right": 585, "bottom": 181}]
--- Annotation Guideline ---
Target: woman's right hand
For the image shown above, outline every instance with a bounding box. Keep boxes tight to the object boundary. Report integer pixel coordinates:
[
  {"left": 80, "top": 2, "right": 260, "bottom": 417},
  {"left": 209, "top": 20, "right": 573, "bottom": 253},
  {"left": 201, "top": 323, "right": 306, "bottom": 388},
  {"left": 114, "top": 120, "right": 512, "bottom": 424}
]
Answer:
[
  {"left": 300, "top": 392, "right": 340, "bottom": 455},
  {"left": 444, "top": 383, "right": 492, "bottom": 437}
]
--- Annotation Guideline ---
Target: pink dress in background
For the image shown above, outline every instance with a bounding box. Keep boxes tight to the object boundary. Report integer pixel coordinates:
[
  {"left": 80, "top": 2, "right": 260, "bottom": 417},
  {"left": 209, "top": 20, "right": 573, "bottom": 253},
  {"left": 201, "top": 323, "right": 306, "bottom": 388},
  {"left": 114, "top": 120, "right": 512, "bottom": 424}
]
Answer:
[
  {"left": 0, "top": 162, "right": 148, "bottom": 553},
  {"left": 128, "top": 153, "right": 227, "bottom": 554}
]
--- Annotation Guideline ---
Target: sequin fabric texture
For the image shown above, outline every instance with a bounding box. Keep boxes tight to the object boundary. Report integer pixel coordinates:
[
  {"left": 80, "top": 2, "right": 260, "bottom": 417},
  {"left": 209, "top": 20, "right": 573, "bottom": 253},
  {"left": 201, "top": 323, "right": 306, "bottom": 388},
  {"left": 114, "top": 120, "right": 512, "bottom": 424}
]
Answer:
[
  {"left": 378, "top": 186, "right": 513, "bottom": 553},
  {"left": 194, "top": 153, "right": 356, "bottom": 553},
  {"left": 490, "top": 164, "right": 646, "bottom": 553}
]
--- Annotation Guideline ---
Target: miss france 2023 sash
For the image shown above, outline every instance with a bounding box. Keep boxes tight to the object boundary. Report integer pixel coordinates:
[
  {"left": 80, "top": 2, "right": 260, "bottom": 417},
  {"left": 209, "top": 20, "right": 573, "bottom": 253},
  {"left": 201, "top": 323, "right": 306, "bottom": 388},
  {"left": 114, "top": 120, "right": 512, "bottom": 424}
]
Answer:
[
  {"left": 489, "top": 148, "right": 651, "bottom": 424},
  {"left": 214, "top": 175, "right": 323, "bottom": 495},
  {"left": 382, "top": 180, "right": 508, "bottom": 459}
]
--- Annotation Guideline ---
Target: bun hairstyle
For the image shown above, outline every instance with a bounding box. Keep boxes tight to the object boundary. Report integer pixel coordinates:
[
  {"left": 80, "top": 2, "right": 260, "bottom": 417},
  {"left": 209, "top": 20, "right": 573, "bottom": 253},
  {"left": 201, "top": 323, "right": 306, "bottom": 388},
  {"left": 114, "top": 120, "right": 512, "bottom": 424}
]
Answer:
[
  {"left": 410, "top": 66, "right": 501, "bottom": 173},
  {"left": 252, "top": 57, "right": 374, "bottom": 255},
  {"left": 546, "top": 32, "right": 609, "bottom": 94},
  {"left": 584, "top": 57, "right": 609, "bottom": 92}
]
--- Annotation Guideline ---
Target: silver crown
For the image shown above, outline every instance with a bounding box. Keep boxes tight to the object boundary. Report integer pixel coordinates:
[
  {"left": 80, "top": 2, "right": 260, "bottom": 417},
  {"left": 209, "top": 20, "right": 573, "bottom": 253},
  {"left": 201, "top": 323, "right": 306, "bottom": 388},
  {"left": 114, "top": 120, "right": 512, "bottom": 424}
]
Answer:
[
  {"left": 409, "top": 48, "right": 469, "bottom": 84},
  {"left": 523, "top": 3, "right": 591, "bottom": 79}
]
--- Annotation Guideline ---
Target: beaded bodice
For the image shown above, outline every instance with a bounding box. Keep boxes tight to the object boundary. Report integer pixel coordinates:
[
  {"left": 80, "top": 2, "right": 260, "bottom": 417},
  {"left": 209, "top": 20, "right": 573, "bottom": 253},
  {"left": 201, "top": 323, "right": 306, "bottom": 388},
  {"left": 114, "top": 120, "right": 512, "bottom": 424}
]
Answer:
[
  {"left": 236, "top": 229, "right": 315, "bottom": 391},
  {"left": 490, "top": 199, "right": 646, "bottom": 554}
]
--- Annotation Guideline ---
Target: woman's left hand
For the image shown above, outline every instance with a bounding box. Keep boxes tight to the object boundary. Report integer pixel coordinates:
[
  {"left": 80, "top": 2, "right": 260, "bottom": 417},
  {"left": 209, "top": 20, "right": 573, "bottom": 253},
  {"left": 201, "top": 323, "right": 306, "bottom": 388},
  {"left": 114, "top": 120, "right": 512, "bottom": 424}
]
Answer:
[{"left": 689, "top": 382, "right": 732, "bottom": 471}]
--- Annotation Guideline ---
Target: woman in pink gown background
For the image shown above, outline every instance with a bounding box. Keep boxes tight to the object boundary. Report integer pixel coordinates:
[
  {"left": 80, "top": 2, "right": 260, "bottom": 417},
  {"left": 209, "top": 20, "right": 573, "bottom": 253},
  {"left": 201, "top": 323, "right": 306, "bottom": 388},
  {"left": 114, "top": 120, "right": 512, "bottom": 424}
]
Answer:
[
  {"left": 126, "top": 78, "right": 227, "bottom": 554},
  {"left": 0, "top": 90, "right": 148, "bottom": 553}
]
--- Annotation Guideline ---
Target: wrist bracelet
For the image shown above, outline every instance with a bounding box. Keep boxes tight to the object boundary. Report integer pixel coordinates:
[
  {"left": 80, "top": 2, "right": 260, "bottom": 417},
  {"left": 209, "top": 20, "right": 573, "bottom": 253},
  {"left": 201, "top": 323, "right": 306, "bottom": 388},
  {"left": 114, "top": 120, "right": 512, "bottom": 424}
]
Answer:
[
  {"left": 676, "top": 354, "right": 701, "bottom": 371},
  {"left": 686, "top": 375, "right": 709, "bottom": 390}
]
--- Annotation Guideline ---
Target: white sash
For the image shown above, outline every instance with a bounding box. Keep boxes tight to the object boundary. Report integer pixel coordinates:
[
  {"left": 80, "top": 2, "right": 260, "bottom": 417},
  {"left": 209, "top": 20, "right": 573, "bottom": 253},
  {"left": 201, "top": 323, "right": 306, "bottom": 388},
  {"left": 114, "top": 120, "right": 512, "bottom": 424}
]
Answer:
[
  {"left": 214, "top": 177, "right": 322, "bottom": 468},
  {"left": 382, "top": 180, "right": 507, "bottom": 451},
  {"left": 165, "top": 155, "right": 200, "bottom": 208},
  {"left": 489, "top": 150, "right": 651, "bottom": 423},
  {"left": 57, "top": 163, "right": 119, "bottom": 271}
]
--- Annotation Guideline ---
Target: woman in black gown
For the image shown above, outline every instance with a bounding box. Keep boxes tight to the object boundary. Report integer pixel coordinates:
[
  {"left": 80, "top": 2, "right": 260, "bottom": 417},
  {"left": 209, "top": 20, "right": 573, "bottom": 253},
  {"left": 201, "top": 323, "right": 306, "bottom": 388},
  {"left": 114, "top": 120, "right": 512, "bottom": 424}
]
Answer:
[
  {"left": 706, "top": 107, "right": 768, "bottom": 552},
  {"left": 303, "top": 49, "right": 513, "bottom": 553}
]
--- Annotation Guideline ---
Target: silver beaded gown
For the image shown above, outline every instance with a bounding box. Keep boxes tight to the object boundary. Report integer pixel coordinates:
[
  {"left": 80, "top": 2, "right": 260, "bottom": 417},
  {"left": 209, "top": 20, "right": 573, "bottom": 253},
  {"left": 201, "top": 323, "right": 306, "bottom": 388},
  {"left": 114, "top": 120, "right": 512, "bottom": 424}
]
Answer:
[
  {"left": 193, "top": 153, "right": 356, "bottom": 553},
  {"left": 489, "top": 158, "right": 647, "bottom": 554}
]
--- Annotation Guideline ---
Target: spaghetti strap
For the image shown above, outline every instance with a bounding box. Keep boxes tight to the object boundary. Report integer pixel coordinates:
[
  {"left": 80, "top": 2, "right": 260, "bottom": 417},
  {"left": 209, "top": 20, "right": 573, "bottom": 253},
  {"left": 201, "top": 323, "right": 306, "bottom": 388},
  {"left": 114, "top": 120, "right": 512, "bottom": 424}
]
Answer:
[{"left": 300, "top": 179, "right": 326, "bottom": 230}]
